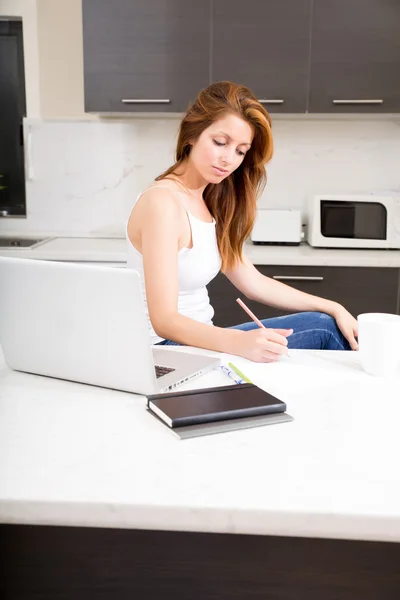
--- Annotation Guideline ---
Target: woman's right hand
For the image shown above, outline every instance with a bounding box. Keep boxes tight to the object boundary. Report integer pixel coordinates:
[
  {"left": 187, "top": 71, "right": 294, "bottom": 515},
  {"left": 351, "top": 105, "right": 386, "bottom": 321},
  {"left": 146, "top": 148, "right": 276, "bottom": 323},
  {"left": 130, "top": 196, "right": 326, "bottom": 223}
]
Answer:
[{"left": 232, "top": 328, "right": 293, "bottom": 362}]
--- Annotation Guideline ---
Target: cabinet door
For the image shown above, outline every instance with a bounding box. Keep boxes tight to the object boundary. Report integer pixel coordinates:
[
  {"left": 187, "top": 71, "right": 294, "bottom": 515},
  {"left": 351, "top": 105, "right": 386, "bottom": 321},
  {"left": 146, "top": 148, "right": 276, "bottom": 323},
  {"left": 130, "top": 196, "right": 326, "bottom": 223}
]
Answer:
[
  {"left": 212, "top": 0, "right": 312, "bottom": 113},
  {"left": 208, "top": 266, "right": 400, "bottom": 327},
  {"left": 309, "top": 0, "right": 400, "bottom": 113},
  {"left": 82, "top": 0, "right": 210, "bottom": 113}
]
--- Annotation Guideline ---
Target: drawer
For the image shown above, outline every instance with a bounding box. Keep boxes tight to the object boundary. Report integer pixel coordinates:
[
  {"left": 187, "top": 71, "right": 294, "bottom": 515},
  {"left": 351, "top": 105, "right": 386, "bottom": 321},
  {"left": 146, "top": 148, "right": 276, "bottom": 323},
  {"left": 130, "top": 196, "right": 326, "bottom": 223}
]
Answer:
[{"left": 207, "top": 266, "right": 400, "bottom": 327}]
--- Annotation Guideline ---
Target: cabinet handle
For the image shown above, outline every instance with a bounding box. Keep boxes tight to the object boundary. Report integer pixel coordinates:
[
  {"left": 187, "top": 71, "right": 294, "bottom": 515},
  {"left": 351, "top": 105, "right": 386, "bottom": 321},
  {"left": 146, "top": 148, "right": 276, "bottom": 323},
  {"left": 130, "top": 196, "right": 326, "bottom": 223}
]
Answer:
[
  {"left": 121, "top": 98, "right": 171, "bottom": 104},
  {"left": 272, "top": 275, "right": 324, "bottom": 281},
  {"left": 258, "top": 99, "right": 284, "bottom": 104},
  {"left": 332, "top": 99, "right": 383, "bottom": 105}
]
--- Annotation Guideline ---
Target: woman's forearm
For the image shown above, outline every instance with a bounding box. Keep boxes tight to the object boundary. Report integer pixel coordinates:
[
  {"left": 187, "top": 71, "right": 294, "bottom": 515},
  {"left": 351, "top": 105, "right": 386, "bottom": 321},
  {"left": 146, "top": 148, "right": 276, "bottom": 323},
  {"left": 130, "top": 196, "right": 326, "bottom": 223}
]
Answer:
[
  {"left": 247, "top": 275, "right": 341, "bottom": 317},
  {"left": 153, "top": 312, "right": 243, "bottom": 352}
]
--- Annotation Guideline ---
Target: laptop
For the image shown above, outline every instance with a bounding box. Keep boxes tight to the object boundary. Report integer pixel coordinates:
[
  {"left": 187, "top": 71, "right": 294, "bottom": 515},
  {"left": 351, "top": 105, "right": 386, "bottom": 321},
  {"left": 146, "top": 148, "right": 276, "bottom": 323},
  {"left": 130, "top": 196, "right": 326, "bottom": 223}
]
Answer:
[{"left": 0, "top": 257, "right": 220, "bottom": 395}]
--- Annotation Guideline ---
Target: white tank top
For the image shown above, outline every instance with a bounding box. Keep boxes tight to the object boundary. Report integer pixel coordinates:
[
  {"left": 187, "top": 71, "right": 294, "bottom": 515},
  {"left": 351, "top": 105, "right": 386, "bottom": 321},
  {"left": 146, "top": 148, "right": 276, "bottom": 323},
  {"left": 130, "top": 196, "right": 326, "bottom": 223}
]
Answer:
[{"left": 126, "top": 186, "right": 222, "bottom": 344}]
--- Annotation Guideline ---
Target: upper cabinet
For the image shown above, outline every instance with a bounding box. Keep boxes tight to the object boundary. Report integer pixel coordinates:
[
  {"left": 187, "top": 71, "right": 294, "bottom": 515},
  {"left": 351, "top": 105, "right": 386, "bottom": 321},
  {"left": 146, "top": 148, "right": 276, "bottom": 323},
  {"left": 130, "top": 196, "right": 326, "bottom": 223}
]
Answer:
[
  {"left": 212, "top": 0, "right": 312, "bottom": 113},
  {"left": 309, "top": 0, "right": 400, "bottom": 113},
  {"left": 82, "top": 0, "right": 211, "bottom": 113},
  {"left": 82, "top": 0, "right": 400, "bottom": 114}
]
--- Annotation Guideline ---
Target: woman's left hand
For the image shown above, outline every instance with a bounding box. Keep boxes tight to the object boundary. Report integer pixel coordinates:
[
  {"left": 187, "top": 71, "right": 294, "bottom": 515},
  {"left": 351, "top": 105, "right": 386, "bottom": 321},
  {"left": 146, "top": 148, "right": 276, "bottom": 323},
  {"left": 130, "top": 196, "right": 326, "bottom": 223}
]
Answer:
[{"left": 332, "top": 304, "right": 359, "bottom": 350}]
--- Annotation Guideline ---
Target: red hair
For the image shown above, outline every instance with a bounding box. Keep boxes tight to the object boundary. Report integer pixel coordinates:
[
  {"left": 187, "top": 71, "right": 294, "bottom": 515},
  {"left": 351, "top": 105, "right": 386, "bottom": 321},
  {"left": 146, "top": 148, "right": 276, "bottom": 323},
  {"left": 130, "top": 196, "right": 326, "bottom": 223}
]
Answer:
[{"left": 156, "top": 81, "right": 273, "bottom": 271}]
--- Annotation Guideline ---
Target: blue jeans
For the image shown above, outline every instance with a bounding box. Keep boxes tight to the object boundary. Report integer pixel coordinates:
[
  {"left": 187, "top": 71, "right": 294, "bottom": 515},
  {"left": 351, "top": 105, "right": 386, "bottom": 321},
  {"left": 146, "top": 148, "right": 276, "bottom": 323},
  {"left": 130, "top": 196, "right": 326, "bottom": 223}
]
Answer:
[{"left": 157, "top": 311, "right": 351, "bottom": 350}]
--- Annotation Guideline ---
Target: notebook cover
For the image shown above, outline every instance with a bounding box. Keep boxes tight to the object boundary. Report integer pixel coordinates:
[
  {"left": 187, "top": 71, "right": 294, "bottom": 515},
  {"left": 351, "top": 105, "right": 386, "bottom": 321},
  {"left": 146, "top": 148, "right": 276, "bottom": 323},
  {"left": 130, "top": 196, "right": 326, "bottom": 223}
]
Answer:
[
  {"left": 146, "top": 383, "right": 286, "bottom": 428},
  {"left": 171, "top": 412, "right": 294, "bottom": 440}
]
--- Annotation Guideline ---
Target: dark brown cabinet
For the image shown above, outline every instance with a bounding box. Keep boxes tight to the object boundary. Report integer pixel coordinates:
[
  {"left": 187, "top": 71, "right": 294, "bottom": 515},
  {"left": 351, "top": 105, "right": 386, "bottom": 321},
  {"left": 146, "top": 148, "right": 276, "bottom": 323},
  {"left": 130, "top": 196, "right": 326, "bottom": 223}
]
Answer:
[
  {"left": 212, "top": 0, "right": 312, "bottom": 113},
  {"left": 82, "top": 0, "right": 400, "bottom": 114},
  {"left": 207, "top": 265, "right": 400, "bottom": 327},
  {"left": 309, "top": 0, "right": 400, "bottom": 113},
  {"left": 82, "top": 0, "right": 211, "bottom": 113}
]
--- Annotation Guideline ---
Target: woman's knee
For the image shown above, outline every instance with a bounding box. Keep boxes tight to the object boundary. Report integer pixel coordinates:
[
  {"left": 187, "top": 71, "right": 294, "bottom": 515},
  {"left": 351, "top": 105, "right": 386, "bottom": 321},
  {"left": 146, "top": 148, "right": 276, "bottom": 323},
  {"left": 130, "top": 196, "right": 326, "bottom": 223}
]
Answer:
[
  {"left": 294, "top": 311, "right": 337, "bottom": 331},
  {"left": 315, "top": 312, "right": 337, "bottom": 330},
  {"left": 290, "top": 311, "right": 349, "bottom": 350},
  {"left": 314, "top": 312, "right": 350, "bottom": 350}
]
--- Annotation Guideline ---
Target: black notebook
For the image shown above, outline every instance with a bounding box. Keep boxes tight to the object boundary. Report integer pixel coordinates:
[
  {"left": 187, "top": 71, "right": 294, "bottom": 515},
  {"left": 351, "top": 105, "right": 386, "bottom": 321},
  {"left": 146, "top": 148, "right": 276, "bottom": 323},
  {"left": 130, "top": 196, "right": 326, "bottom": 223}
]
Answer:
[{"left": 146, "top": 383, "right": 287, "bottom": 428}]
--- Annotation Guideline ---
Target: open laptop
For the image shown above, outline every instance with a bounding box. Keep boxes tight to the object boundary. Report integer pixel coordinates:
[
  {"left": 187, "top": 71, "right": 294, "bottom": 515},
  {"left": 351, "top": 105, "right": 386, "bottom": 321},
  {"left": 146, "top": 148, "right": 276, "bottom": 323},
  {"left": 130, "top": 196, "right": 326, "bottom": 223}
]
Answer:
[{"left": 0, "top": 257, "right": 220, "bottom": 395}]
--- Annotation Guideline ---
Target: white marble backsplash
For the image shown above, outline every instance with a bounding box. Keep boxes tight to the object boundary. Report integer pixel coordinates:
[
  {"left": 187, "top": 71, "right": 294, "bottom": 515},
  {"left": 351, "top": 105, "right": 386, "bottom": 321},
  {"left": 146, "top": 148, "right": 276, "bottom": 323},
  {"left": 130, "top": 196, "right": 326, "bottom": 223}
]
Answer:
[{"left": 1, "top": 116, "right": 400, "bottom": 236}]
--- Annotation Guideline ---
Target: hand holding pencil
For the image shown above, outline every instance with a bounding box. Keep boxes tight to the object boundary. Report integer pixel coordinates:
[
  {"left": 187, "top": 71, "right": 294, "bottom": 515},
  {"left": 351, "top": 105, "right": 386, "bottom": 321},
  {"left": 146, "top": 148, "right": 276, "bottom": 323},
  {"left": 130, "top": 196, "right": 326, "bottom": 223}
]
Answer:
[{"left": 232, "top": 298, "right": 293, "bottom": 363}]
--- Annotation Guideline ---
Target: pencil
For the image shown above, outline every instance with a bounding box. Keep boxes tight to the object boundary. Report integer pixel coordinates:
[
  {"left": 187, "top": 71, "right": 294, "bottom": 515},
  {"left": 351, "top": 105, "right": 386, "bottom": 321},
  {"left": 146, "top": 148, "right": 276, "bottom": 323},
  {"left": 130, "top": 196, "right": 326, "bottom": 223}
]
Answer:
[
  {"left": 236, "top": 298, "right": 265, "bottom": 329},
  {"left": 236, "top": 297, "right": 291, "bottom": 358}
]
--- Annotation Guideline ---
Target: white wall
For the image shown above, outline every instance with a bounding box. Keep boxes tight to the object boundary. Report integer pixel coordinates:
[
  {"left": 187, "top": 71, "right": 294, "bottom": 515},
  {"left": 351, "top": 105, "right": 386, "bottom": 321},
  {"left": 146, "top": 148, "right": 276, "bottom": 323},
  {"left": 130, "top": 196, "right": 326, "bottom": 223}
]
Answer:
[
  {"left": 1, "top": 116, "right": 399, "bottom": 237},
  {"left": 36, "top": 0, "right": 89, "bottom": 119}
]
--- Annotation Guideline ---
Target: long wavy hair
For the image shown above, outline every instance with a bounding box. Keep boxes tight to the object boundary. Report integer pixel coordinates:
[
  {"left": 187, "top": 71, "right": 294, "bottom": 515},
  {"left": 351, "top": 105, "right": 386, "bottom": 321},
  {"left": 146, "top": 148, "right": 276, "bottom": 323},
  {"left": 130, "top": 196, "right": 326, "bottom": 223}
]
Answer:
[{"left": 156, "top": 81, "right": 274, "bottom": 272}]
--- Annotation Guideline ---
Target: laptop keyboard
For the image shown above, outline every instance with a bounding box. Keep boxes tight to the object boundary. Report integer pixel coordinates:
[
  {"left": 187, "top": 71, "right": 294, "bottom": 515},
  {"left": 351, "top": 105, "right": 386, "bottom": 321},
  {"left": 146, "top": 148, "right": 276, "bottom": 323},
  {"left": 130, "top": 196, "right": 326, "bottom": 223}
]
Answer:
[{"left": 155, "top": 365, "right": 175, "bottom": 378}]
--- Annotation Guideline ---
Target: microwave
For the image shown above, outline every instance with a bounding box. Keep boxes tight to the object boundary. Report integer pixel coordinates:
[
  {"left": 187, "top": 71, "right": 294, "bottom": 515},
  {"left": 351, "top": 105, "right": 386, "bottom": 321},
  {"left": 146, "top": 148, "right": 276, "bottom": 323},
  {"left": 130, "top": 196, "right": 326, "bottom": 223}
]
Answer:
[{"left": 307, "top": 194, "right": 400, "bottom": 249}]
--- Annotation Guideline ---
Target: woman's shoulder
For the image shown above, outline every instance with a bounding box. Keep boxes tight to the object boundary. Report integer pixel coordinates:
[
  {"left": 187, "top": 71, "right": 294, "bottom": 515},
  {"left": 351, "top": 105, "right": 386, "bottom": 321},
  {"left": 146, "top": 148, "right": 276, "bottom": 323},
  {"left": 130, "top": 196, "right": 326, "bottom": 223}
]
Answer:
[
  {"left": 143, "top": 178, "right": 183, "bottom": 195},
  {"left": 136, "top": 181, "right": 182, "bottom": 217},
  {"left": 141, "top": 178, "right": 182, "bottom": 199}
]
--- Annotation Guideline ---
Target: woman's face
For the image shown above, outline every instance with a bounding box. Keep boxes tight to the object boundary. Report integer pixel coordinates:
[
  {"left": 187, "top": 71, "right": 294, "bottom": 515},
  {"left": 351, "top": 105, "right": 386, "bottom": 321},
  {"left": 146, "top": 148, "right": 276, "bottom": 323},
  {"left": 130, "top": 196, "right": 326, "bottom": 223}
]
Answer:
[{"left": 189, "top": 113, "right": 253, "bottom": 184}]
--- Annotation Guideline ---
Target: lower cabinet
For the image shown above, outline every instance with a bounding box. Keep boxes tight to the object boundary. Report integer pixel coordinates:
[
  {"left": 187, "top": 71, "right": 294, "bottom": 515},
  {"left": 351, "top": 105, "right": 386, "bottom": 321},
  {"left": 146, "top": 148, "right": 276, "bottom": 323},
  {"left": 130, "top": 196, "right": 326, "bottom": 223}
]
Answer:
[{"left": 207, "top": 266, "right": 400, "bottom": 327}]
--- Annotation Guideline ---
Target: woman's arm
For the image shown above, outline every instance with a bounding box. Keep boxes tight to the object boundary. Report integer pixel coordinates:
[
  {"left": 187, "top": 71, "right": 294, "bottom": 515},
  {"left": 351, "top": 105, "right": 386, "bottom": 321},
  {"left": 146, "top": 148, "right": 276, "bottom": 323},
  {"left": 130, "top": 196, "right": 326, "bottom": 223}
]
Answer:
[
  {"left": 224, "top": 254, "right": 340, "bottom": 315},
  {"left": 129, "top": 189, "right": 292, "bottom": 361},
  {"left": 225, "top": 253, "right": 359, "bottom": 349},
  {"left": 133, "top": 188, "right": 242, "bottom": 353}
]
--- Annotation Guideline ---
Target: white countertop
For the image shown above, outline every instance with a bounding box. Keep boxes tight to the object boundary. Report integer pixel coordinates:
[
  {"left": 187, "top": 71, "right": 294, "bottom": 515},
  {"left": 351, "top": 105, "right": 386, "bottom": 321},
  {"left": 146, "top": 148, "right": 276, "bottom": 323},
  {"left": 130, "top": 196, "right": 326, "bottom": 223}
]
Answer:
[
  {"left": 1, "top": 346, "right": 400, "bottom": 542},
  {"left": 1, "top": 235, "right": 400, "bottom": 266},
  {"left": 246, "top": 242, "right": 400, "bottom": 267},
  {"left": 0, "top": 236, "right": 127, "bottom": 263}
]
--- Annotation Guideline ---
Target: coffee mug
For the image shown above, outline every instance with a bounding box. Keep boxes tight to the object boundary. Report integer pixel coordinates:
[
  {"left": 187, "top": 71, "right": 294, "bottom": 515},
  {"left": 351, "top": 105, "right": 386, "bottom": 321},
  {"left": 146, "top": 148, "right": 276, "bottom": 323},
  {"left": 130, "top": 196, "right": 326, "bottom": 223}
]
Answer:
[{"left": 357, "top": 313, "right": 400, "bottom": 376}]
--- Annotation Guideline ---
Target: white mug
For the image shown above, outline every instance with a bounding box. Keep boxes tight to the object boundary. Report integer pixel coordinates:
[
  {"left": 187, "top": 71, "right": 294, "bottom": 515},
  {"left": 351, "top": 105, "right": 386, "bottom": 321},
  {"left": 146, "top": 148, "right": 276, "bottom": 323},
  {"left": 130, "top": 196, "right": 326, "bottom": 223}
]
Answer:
[{"left": 357, "top": 313, "right": 400, "bottom": 377}]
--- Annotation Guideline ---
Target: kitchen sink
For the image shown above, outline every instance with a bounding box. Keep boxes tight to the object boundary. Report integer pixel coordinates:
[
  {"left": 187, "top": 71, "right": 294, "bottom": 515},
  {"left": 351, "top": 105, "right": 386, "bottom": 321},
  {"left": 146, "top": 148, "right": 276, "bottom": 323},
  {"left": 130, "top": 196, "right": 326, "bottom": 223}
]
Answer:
[{"left": 0, "top": 237, "right": 50, "bottom": 248}]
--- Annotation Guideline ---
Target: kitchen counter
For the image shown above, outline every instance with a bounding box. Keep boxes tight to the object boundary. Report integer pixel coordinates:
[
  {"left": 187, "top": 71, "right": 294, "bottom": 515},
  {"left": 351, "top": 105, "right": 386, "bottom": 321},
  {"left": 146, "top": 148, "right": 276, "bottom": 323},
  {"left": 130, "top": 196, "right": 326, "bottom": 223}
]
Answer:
[
  {"left": 246, "top": 241, "right": 400, "bottom": 267},
  {"left": 1, "top": 346, "right": 400, "bottom": 543},
  {"left": 1, "top": 235, "right": 400, "bottom": 266},
  {"left": 0, "top": 236, "right": 127, "bottom": 263}
]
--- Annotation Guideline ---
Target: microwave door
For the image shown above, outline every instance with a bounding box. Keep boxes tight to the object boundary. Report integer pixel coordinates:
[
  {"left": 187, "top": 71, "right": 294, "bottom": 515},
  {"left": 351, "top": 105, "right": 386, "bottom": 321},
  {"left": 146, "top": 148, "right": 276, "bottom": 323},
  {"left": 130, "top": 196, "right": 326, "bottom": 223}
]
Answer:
[
  {"left": 354, "top": 204, "right": 387, "bottom": 239},
  {"left": 321, "top": 201, "right": 387, "bottom": 240},
  {"left": 321, "top": 202, "right": 355, "bottom": 238}
]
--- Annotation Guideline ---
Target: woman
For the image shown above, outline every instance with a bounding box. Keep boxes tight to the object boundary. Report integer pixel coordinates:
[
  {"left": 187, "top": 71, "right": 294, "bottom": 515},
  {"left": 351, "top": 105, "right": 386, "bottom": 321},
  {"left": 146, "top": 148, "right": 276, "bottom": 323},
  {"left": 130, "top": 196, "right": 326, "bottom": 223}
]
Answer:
[{"left": 127, "top": 81, "right": 358, "bottom": 362}]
